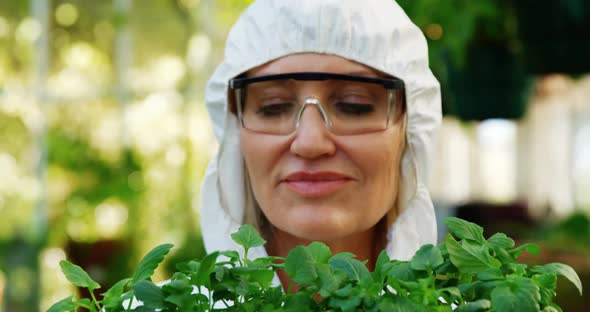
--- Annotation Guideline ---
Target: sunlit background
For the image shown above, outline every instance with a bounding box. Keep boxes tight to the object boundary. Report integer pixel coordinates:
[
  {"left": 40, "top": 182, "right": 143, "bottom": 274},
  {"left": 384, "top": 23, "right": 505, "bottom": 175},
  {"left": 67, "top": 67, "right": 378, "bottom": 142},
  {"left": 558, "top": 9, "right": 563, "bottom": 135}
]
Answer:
[{"left": 0, "top": 0, "right": 588, "bottom": 311}]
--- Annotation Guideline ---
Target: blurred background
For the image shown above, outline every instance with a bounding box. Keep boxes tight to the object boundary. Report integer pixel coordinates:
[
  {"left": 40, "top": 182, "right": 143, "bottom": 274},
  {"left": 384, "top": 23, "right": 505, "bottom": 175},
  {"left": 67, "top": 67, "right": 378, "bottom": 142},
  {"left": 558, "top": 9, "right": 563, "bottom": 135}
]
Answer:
[{"left": 0, "top": 0, "right": 588, "bottom": 311}]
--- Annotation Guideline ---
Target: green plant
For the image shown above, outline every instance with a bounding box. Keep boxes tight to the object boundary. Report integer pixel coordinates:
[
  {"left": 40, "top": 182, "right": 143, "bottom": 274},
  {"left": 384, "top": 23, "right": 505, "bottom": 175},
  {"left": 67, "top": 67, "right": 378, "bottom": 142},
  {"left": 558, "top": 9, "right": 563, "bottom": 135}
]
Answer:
[
  {"left": 49, "top": 217, "right": 583, "bottom": 311},
  {"left": 536, "top": 212, "right": 590, "bottom": 255}
]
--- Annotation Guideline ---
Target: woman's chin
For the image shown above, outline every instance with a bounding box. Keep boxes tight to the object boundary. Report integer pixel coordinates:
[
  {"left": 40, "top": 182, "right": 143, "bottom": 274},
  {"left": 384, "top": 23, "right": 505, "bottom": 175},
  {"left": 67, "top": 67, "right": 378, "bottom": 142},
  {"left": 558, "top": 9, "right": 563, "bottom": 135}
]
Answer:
[
  {"left": 281, "top": 219, "right": 362, "bottom": 243},
  {"left": 263, "top": 203, "right": 378, "bottom": 243}
]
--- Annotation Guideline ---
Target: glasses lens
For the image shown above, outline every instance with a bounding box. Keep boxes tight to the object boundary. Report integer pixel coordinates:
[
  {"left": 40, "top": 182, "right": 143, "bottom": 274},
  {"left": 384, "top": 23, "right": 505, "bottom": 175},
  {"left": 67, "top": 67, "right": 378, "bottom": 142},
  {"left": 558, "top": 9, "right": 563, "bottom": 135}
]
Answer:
[
  {"left": 241, "top": 80, "right": 299, "bottom": 135},
  {"left": 240, "top": 78, "right": 395, "bottom": 135},
  {"left": 323, "top": 80, "right": 390, "bottom": 134}
]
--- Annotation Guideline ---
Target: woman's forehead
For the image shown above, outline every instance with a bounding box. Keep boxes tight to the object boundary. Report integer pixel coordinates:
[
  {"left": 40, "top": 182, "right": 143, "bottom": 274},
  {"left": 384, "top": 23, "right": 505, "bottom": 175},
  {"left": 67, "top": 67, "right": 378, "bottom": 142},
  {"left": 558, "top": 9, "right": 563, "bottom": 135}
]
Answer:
[{"left": 246, "top": 53, "right": 386, "bottom": 78}]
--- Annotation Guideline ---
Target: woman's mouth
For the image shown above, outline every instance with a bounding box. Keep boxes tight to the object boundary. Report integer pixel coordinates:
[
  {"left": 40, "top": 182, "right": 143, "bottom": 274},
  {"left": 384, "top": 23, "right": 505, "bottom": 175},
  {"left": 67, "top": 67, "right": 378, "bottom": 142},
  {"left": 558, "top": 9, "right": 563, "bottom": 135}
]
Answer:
[{"left": 282, "top": 171, "right": 353, "bottom": 197}]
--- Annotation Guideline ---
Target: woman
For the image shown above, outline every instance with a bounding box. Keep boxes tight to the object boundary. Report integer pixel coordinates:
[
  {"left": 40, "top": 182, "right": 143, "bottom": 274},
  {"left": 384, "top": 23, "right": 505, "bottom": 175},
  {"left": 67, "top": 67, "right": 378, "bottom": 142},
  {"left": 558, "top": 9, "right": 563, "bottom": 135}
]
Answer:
[{"left": 200, "top": 0, "right": 441, "bottom": 288}]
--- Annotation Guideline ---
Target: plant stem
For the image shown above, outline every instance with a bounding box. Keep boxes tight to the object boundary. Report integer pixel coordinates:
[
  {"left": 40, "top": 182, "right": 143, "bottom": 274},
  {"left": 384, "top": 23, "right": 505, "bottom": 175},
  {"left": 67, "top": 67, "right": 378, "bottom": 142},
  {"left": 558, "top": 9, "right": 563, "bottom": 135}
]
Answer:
[
  {"left": 208, "top": 287, "right": 213, "bottom": 311},
  {"left": 244, "top": 247, "right": 249, "bottom": 267},
  {"left": 126, "top": 294, "right": 133, "bottom": 311},
  {"left": 89, "top": 290, "right": 101, "bottom": 311}
]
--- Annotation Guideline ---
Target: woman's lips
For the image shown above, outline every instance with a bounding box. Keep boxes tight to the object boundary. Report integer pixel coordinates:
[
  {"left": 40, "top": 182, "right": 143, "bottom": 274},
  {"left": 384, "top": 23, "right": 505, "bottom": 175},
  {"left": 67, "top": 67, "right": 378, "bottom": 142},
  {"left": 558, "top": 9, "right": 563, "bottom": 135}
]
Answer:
[{"left": 282, "top": 172, "right": 353, "bottom": 197}]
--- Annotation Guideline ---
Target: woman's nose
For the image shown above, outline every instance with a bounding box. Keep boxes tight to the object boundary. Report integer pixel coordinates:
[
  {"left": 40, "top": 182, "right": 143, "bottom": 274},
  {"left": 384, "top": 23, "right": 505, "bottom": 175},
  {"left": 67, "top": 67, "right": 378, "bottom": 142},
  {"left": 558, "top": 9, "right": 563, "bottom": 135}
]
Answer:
[{"left": 290, "top": 105, "right": 336, "bottom": 159}]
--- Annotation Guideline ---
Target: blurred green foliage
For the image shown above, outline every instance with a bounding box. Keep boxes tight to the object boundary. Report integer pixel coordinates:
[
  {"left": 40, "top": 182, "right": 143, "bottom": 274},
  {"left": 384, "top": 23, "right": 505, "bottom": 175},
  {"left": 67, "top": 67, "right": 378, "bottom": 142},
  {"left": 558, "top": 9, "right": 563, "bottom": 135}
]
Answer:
[
  {"left": 397, "top": 0, "right": 518, "bottom": 67},
  {"left": 0, "top": 0, "right": 240, "bottom": 310},
  {"left": 396, "top": 0, "right": 530, "bottom": 119},
  {"left": 534, "top": 212, "right": 590, "bottom": 256},
  {"left": 524, "top": 213, "right": 590, "bottom": 310},
  {"left": 0, "top": 0, "right": 588, "bottom": 311}
]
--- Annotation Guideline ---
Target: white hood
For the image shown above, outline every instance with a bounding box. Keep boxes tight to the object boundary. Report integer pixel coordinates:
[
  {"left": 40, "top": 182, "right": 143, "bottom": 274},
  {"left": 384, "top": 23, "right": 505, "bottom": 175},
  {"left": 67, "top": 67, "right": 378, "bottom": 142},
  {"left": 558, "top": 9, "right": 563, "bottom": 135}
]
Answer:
[{"left": 200, "top": 0, "right": 441, "bottom": 262}]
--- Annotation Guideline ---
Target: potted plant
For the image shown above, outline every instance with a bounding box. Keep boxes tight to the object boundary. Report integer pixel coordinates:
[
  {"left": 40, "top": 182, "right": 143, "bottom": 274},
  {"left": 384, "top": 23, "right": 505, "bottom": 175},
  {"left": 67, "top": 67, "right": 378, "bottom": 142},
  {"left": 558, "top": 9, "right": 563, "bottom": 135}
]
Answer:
[{"left": 49, "top": 217, "right": 582, "bottom": 311}]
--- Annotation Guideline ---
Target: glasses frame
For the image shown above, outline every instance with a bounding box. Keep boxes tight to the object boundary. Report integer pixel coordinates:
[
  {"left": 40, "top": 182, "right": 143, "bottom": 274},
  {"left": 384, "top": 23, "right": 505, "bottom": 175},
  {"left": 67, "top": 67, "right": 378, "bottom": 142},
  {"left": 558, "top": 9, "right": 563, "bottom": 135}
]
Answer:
[{"left": 229, "top": 72, "right": 406, "bottom": 135}]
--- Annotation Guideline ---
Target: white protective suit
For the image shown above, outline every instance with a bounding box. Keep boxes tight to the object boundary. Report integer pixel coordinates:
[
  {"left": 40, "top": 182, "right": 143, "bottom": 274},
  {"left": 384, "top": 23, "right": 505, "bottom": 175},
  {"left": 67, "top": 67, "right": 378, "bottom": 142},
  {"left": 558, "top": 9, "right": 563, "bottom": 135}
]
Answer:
[{"left": 200, "top": 0, "right": 441, "bottom": 265}]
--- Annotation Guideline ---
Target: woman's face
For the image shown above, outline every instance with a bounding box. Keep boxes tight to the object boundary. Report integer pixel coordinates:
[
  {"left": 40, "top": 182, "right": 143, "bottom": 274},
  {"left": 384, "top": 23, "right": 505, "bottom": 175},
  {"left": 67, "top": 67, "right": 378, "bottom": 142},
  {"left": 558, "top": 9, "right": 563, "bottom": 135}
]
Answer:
[{"left": 240, "top": 53, "right": 405, "bottom": 242}]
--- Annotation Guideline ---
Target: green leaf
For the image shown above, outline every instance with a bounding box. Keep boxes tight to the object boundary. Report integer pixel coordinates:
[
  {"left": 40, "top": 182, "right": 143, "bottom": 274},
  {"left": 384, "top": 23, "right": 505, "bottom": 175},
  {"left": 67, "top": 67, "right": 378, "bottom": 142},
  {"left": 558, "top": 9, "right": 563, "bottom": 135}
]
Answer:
[
  {"left": 438, "top": 241, "right": 449, "bottom": 257},
  {"left": 455, "top": 299, "right": 491, "bottom": 312},
  {"left": 47, "top": 296, "right": 76, "bottom": 312},
  {"left": 101, "top": 278, "right": 131, "bottom": 309},
  {"left": 261, "top": 286, "right": 283, "bottom": 308},
  {"left": 334, "top": 283, "right": 354, "bottom": 296},
  {"left": 438, "top": 287, "right": 462, "bottom": 302},
  {"left": 493, "top": 246, "right": 516, "bottom": 264},
  {"left": 195, "top": 251, "right": 219, "bottom": 287},
  {"left": 377, "top": 296, "right": 420, "bottom": 312},
  {"left": 250, "top": 256, "right": 284, "bottom": 270},
  {"left": 117, "top": 292, "right": 134, "bottom": 311},
  {"left": 164, "top": 293, "right": 196, "bottom": 309},
  {"left": 162, "top": 278, "right": 193, "bottom": 294},
  {"left": 507, "top": 263, "right": 529, "bottom": 276},
  {"left": 387, "top": 261, "right": 418, "bottom": 282},
  {"left": 74, "top": 298, "right": 96, "bottom": 312},
  {"left": 131, "top": 243, "right": 173, "bottom": 284},
  {"left": 509, "top": 243, "right": 540, "bottom": 259},
  {"left": 329, "top": 294, "right": 362, "bottom": 311},
  {"left": 317, "top": 263, "right": 341, "bottom": 297},
  {"left": 231, "top": 267, "right": 275, "bottom": 287},
  {"left": 533, "top": 273, "right": 557, "bottom": 307},
  {"left": 458, "top": 281, "right": 483, "bottom": 301},
  {"left": 70, "top": 298, "right": 97, "bottom": 312},
  {"left": 532, "top": 273, "right": 557, "bottom": 290},
  {"left": 176, "top": 260, "right": 200, "bottom": 273},
  {"left": 162, "top": 287, "right": 192, "bottom": 308},
  {"left": 214, "top": 265, "right": 226, "bottom": 282},
  {"left": 410, "top": 244, "right": 444, "bottom": 271},
  {"left": 134, "top": 280, "right": 165, "bottom": 309},
  {"left": 435, "top": 259, "right": 458, "bottom": 275},
  {"left": 490, "top": 277, "right": 540, "bottom": 312},
  {"left": 445, "top": 217, "right": 485, "bottom": 243},
  {"left": 306, "top": 241, "right": 332, "bottom": 264},
  {"left": 487, "top": 232, "right": 515, "bottom": 249},
  {"left": 531, "top": 263, "right": 583, "bottom": 295},
  {"left": 59, "top": 260, "right": 101, "bottom": 290},
  {"left": 373, "top": 250, "right": 393, "bottom": 282},
  {"left": 445, "top": 235, "right": 501, "bottom": 274},
  {"left": 236, "top": 279, "right": 250, "bottom": 296},
  {"left": 219, "top": 249, "right": 240, "bottom": 260},
  {"left": 375, "top": 250, "right": 391, "bottom": 272},
  {"left": 477, "top": 268, "right": 503, "bottom": 281},
  {"left": 285, "top": 245, "right": 318, "bottom": 285},
  {"left": 248, "top": 268, "right": 276, "bottom": 286},
  {"left": 285, "top": 292, "right": 314, "bottom": 311},
  {"left": 329, "top": 253, "right": 371, "bottom": 285},
  {"left": 231, "top": 224, "right": 266, "bottom": 251}
]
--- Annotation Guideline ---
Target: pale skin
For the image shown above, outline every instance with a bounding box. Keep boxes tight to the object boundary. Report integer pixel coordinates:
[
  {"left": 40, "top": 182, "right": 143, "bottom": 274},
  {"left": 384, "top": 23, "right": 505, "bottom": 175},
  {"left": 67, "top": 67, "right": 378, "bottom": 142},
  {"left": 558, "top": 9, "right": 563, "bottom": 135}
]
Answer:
[{"left": 239, "top": 53, "right": 406, "bottom": 290}]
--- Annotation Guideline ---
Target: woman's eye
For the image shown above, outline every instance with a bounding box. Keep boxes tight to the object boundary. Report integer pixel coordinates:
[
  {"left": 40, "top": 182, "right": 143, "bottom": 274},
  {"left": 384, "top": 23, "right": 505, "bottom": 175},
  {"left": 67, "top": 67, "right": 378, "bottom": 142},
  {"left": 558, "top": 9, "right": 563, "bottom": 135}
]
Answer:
[
  {"left": 335, "top": 102, "right": 375, "bottom": 115},
  {"left": 256, "top": 102, "right": 295, "bottom": 117}
]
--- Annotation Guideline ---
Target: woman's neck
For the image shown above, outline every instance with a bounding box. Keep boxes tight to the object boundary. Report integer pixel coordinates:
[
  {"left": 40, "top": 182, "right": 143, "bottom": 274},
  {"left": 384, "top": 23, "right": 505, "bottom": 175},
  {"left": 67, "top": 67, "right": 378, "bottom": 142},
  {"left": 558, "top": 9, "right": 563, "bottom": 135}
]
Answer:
[{"left": 266, "top": 226, "right": 378, "bottom": 292}]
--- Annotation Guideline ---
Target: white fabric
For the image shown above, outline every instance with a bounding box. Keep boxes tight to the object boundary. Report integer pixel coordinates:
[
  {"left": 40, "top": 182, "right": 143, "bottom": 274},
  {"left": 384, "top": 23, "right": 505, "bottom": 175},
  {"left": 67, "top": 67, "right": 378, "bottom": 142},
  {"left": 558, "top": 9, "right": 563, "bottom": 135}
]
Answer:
[{"left": 200, "top": 0, "right": 441, "bottom": 264}]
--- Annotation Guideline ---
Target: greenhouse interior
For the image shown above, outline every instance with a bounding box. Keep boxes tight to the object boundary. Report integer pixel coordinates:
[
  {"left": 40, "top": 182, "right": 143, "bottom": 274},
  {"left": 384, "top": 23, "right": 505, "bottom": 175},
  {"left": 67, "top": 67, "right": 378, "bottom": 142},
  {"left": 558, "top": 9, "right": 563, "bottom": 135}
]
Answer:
[{"left": 0, "top": 0, "right": 589, "bottom": 311}]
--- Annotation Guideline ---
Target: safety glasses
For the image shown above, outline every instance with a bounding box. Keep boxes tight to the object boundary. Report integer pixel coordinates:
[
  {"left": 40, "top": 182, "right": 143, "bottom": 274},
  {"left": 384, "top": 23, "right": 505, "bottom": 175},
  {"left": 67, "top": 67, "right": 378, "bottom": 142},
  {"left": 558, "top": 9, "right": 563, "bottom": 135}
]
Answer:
[{"left": 229, "top": 72, "right": 405, "bottom": 135}]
